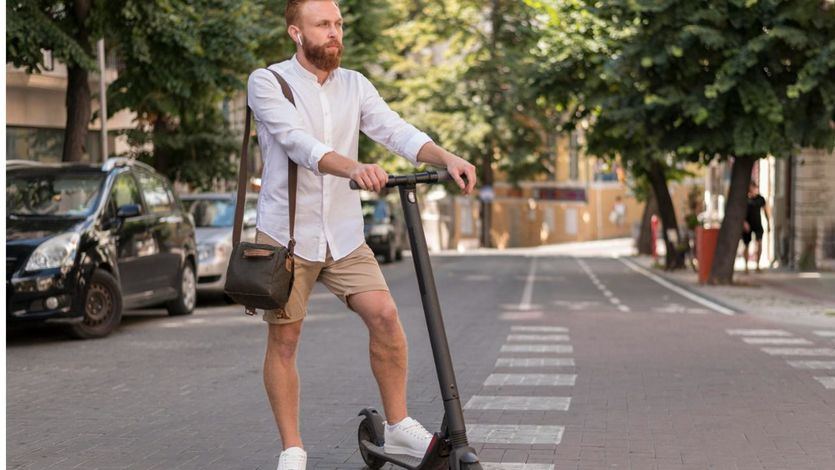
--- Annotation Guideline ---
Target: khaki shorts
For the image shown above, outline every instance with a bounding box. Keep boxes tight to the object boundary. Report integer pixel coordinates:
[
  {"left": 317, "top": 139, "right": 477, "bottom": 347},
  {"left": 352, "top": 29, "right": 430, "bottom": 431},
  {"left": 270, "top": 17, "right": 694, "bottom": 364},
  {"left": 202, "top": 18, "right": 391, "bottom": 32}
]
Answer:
[{"left": 255, "top": 230, "right": 389, "bottom": 324}]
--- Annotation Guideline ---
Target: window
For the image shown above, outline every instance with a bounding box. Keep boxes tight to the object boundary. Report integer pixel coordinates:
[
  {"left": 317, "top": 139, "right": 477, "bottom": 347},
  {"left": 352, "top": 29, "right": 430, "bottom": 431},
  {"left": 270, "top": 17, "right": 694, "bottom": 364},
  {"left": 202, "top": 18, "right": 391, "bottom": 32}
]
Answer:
[
  {"left": 136, "top": 171, "right": 173, "bottom": 214},
  {"left": 110, "top": 173, "right": 143, "bottom": 211},
  {"left": 6, "top": 127, "right": 104, "bottom": 162}
]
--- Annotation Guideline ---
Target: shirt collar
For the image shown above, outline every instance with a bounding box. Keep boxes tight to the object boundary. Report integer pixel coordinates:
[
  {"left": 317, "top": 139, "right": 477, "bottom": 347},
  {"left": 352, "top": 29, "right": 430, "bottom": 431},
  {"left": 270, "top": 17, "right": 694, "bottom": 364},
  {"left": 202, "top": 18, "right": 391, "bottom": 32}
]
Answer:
[{"left": 290, "top": 54, "right": 337, "bottom": 85}]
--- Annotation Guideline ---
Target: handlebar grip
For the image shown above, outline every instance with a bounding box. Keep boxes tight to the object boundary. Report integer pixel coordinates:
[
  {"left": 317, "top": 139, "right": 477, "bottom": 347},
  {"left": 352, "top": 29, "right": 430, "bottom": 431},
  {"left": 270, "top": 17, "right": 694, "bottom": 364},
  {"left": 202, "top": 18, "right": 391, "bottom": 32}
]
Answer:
[{"left": 349, "top": 169, "right": 454, "bottom": 190}]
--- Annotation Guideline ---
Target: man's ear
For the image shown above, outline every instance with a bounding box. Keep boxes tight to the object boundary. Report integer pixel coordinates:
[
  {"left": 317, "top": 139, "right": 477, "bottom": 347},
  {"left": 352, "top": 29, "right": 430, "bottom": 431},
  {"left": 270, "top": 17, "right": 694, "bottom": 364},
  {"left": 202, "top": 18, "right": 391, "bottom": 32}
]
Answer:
[{"left": 288, "top": 26, "right": 301, "bottom": 46}]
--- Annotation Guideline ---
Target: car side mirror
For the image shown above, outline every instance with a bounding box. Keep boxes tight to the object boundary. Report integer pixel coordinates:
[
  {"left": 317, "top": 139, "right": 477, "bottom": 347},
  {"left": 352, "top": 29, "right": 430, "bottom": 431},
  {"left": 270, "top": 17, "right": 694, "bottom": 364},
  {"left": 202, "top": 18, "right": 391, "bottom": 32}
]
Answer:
[{"left": 116, "top": 204, "right": 142, "bottom": 219}]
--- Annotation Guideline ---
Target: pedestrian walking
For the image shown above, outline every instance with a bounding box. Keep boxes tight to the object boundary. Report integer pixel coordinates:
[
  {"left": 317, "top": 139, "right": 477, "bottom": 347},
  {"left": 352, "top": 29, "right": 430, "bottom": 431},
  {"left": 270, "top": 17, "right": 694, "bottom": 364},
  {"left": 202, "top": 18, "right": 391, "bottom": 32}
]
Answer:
[
  {"left": 742, "top": 182, "right": 770, "bottom": 273},
  {"left": 247, "top": 1, "right": 477, "bottom": 469}
]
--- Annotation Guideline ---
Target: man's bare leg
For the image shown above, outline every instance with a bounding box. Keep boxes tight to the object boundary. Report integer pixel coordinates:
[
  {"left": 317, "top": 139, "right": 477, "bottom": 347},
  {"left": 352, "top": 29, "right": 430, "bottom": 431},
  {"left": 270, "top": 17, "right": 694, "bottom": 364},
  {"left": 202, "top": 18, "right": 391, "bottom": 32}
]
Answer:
[
  {"left": 348, "top": 290, "right": 409, "bottom": 424},
  {"left": 743, "top": 243, "right": 750, "bottom": 274},
  {"left": 755, "top": 240, "right": 763, "bottom": 272},
  {"left": 264, "top": 320, "right": 304, "bottom": 449}
]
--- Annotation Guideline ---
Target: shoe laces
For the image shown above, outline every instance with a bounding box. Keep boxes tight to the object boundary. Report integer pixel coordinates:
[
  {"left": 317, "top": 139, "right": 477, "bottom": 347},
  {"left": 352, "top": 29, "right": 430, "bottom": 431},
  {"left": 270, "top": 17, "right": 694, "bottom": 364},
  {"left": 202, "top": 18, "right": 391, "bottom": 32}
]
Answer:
[
  {"left": 399, "top": 418, "right": 432, "bottom": 441},
  {"left": 279, "top": 448, "right": 306, "bottom": 468}
]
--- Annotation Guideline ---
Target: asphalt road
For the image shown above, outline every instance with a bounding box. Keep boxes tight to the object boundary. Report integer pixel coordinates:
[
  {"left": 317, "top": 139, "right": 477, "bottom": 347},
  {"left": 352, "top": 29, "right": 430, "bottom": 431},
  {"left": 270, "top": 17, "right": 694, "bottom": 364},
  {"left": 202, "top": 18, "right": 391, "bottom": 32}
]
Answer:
[{"left": 7, "top": 250, "right": 835, "bottom": 469}]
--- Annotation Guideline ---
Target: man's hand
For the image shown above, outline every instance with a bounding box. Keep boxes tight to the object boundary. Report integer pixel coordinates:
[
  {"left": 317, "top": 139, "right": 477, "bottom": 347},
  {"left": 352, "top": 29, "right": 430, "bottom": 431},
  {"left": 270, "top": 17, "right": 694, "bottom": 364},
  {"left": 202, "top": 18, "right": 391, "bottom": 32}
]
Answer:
[
  {"left": 743, "top": 221, "right": 751, "bottom": 232},
  {"left": 349, "top": 163, "right": 389, "bottom": 192},
  {"left": 443, "top": 154, "right": 477, "bottom": 195}
]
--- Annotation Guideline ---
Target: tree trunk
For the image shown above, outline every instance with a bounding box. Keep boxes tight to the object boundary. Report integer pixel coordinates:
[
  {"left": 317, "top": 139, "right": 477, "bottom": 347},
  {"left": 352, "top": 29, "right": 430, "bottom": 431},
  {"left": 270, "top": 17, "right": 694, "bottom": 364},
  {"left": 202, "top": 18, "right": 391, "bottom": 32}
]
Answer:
[
  {"left": 62, "top": 65, "right": 92, "bottom": 162},
  {"left": 637, "top": 191, "right": 658, "bottom": 255},
  {"left": 62, "top": 0, "right": 93, "bottom": 162},
  {"left": 647, "top": 161, "right": 684, "bottom": 270},
  {"left": 708, "top": 155, "right": 757, "bottom": 284},
  {"left": 152, "top": 116, "right": 172, "bottom": 176}
]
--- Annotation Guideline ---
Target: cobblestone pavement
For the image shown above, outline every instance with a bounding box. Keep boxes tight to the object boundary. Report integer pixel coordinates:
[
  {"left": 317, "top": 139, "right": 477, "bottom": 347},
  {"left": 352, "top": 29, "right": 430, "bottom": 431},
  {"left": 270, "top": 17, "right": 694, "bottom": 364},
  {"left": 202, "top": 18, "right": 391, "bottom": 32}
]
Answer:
[{"left": 7, "top": 250, "right": 835, "bottom": 469}]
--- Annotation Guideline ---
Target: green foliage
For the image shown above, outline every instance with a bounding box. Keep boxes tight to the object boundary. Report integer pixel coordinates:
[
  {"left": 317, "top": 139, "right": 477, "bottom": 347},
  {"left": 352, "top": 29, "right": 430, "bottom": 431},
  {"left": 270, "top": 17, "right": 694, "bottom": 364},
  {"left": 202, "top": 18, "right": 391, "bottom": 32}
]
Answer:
[
  {"left": 6, "top": 1, "right": 99, "bottom": 72},
  {"left": 104, "top": 0, "right": 263, "bottom": 189}
]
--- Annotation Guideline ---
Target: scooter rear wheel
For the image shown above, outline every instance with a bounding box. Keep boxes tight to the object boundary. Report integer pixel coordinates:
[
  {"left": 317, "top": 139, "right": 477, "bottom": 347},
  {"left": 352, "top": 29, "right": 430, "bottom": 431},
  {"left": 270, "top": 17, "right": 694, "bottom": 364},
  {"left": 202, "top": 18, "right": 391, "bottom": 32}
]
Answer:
[{"left": 358, "top": 418, "right": 384, "bottom": 469}]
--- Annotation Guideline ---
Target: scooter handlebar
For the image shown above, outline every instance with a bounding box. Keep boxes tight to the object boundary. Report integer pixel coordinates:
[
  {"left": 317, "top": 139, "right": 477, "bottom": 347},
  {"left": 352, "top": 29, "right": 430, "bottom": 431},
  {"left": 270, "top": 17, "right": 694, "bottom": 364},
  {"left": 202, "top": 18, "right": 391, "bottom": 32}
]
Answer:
[{"left": 349, "top": 169, "right": 456, "bottom": 190}]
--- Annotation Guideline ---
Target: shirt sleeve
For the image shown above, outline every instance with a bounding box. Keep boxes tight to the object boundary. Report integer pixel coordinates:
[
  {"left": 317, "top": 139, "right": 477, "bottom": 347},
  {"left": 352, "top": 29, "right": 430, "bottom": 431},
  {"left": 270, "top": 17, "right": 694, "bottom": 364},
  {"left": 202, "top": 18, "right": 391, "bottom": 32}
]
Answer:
[
  {"left": 357, "top": 73, "right": 433, "bottom": 167},
  {"left": 247, "top": 69, "right": 333, "bottom": 175}
]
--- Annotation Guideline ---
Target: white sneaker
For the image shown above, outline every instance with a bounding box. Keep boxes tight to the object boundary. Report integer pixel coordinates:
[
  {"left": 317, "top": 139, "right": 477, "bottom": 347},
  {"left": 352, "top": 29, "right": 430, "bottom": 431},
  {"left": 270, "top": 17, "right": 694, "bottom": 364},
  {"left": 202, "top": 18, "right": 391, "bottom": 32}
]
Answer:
[
  {"left": 277, "top": 446, "right": 307, "bottom": 470},
  {"left": 383, "top": 417, "right": 433, "bottom": 459}
]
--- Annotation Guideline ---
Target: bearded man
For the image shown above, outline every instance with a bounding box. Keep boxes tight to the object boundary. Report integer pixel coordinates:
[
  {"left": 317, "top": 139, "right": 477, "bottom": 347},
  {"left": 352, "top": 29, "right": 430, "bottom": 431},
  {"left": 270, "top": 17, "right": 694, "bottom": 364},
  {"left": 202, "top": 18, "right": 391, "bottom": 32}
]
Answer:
[{"left": 247, "top": 1, "right": 477, "bottom": 469}]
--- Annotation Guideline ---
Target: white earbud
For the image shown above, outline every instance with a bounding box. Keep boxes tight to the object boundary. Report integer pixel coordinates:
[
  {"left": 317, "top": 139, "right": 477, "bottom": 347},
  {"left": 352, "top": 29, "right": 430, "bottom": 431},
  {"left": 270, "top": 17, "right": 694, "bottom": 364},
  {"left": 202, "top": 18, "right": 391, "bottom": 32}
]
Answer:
[{"left": 296, "top": 33, "right": 303, "bottom": 46}]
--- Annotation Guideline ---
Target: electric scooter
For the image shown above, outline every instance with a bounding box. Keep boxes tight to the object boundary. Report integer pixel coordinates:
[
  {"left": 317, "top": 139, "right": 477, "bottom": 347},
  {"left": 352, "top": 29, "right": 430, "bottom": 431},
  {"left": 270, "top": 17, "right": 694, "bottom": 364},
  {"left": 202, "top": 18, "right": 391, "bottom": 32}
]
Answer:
[{"left": 350, "top": 169, "right": 482, "bottom": 470}]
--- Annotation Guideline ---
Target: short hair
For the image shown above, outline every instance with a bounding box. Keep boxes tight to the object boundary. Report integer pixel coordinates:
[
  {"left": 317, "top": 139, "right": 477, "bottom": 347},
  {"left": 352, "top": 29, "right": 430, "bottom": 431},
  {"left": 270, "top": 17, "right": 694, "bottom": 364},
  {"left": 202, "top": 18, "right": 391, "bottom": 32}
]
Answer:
[{"left": 285, "top": 0, "right": 340, "bottom": 27}]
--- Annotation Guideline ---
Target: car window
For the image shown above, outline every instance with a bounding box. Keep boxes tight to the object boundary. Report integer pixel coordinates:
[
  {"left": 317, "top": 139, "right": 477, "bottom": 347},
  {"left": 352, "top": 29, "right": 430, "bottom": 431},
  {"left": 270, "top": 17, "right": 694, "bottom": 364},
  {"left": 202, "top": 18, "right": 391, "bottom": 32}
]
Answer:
[
  {"left": 6, "top": 171, "right": 105, "bottom": 217},
  {"left": 110, "top": 173, "right": 143, "bottom": 211},
  {"left": 136, "top": 171, "right": 173, "bottom": 214}
]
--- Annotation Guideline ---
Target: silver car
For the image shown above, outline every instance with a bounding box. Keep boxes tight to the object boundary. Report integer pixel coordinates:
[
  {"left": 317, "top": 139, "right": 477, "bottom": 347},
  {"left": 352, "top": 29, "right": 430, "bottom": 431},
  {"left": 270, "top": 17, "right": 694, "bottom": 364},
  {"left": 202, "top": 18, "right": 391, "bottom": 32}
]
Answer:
[{"left": 180, "top": 193, "right": 258, "bottom": 296}]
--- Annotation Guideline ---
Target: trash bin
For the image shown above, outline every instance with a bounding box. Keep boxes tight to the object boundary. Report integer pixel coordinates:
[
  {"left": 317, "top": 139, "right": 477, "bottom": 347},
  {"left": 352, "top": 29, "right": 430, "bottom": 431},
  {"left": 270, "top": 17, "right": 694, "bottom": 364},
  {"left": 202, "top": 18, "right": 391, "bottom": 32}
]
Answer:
[{"left": 696, "top": 226, "right": 720, "bottom": 284}]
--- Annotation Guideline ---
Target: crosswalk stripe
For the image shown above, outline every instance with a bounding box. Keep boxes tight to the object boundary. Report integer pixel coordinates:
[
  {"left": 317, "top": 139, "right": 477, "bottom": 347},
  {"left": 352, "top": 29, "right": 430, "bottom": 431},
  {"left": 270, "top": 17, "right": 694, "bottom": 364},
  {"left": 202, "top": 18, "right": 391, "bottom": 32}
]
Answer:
[
  {"left": 507, "top": 334, "right": 570, "bottom": 342},
  {"left": 813, "top": 377, "right": 835, "bottom": 389},
  {"left": 761, "top": 348, "right": 835, "bottom": 356},
  {"left": 501, "top": 344, "right": 573, "bottom": 353},
  {"left": 726, "top": 329, "right": 793, "bottom": 337},
  {"left": 787, "top": 360, "right": 835, "bottom": 370},
  {"left": 481, "top": 464, "right": 554, "bottom": 470},
  {"left": 495, "top": 358, "right": 575, "bottom": 368},
  {"left": 511, "top": 326, "right": 569, "bottom": 333},
  {"left": 741, "top": 337, "right": 813, "bottom": 345},
  {"left": 467, "top": 424, "right": 564, "bottom": 445},
  {"left": 464, "top": 395, "right": 571, "bottom": 411},
  {"left": 484, "top": 373, "right": 576, "bottom": 386},
  {"left": 814, "top": 331, "right": 835, "bottom": 338}
]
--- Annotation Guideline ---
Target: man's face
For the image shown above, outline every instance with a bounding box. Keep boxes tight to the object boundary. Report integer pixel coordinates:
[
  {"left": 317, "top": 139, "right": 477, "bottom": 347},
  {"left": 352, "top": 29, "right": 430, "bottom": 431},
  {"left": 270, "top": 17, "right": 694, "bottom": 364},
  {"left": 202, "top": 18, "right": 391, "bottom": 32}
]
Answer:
[
  {"left": 296, "top": 1, "right": 344, "bottom": 71},
  {"left": 749, "top": 185, "right": 759, "bottom": 196}
]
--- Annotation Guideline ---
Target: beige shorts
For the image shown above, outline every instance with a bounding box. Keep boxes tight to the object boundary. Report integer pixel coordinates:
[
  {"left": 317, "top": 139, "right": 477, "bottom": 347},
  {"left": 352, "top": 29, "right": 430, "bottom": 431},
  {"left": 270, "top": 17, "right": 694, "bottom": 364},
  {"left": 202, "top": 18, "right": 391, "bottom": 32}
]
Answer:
[{"left": 255, "top": 230, "right": 390, "bottom": 324}]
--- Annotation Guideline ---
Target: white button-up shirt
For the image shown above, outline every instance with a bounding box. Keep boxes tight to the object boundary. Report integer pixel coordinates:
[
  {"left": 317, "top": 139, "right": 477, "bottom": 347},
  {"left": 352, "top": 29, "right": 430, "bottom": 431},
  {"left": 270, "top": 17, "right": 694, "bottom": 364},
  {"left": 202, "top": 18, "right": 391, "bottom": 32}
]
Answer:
[{"left": 247, "top": 55, "right": 433, "bottom": 262}]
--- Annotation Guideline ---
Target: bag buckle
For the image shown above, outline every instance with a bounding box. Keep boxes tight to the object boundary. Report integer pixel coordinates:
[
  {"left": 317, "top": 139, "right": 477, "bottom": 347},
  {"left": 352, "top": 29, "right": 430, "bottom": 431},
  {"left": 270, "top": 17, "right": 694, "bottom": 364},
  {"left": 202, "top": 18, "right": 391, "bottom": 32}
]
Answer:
[{"left": 245, "top": 306, "right": 257, "bottom": 316}]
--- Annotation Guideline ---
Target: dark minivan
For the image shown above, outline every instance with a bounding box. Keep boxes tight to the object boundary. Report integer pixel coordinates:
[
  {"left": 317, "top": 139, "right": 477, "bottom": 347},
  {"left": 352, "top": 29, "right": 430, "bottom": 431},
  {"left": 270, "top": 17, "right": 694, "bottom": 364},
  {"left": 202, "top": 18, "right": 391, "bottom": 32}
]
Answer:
[{"left": 6, "top": 158, "right": 198, "bottom": 339}]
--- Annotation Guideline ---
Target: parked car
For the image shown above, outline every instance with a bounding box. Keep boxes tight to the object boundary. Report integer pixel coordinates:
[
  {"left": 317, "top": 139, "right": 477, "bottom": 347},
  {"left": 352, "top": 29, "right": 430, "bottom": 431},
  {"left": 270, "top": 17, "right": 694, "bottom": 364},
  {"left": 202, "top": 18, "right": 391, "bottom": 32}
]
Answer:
[
  {"left": 180, "top": 192, "right": 257, "bottom": 297},
  {"left": 362, "top": 197, "right": 407, "bottom": 263},
  {"left": 6, "top": 158, "right": 198, "bottom": 339}
]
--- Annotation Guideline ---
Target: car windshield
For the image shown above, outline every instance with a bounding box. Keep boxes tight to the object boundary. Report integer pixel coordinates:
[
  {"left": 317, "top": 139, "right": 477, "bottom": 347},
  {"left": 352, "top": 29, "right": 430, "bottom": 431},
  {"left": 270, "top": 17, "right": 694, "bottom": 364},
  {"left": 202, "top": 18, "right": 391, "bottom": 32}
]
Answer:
[
  {"left": 184, "top": 198, "right": 236, "bottom": 228},
  {"left": 362, "top": 200, "right": 387, "bottom": 223},
  {"left": 6, "top": 171, "right": 105, "bottom": 217}
]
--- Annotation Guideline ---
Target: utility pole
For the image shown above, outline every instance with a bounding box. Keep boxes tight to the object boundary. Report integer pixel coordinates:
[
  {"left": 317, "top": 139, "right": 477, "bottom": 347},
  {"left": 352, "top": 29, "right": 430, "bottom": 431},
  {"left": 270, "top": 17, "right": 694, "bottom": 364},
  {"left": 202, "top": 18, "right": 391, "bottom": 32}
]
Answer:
[{"left": 97, "top": 39, "right": 108, "bottom": 161}]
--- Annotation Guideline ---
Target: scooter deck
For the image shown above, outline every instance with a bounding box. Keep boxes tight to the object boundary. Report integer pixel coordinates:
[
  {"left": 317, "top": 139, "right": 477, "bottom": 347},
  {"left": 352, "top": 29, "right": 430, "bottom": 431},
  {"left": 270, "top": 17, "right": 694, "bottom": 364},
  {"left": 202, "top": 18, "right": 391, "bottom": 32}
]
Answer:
[{"left": 359, "top": 439, "right": 448, "bottom": 470}]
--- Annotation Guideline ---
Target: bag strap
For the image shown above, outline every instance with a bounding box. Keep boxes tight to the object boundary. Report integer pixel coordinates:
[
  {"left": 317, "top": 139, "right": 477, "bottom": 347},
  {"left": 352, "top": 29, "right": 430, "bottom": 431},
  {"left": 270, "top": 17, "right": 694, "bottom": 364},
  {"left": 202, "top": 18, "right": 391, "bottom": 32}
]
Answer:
[{"left": 233, "top": 68, "right": 298, "bottom": 252}]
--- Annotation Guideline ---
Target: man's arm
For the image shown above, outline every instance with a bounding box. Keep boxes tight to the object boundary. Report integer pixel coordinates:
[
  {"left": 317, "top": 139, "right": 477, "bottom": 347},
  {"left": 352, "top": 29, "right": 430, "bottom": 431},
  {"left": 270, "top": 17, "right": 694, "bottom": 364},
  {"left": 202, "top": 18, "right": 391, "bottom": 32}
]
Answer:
[{"left": 416, "top": 142, "right": 477, "bottom": 195}]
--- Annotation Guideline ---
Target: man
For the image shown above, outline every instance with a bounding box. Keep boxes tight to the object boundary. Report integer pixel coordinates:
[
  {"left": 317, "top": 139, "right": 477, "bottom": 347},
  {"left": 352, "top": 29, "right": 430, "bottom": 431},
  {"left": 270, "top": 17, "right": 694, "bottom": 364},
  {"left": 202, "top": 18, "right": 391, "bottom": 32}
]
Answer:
[
  {"left": 247, "top": 1, "right": 477, "bottom": 469},
  {"left": 742, "top": 182, "right": 770, "bottom": 273}
]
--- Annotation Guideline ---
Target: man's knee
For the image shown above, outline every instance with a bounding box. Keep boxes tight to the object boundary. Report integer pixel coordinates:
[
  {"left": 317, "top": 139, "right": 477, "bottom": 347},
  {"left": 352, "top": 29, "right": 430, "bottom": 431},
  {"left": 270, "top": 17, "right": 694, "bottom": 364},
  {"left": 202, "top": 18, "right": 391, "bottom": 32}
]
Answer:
[
  {"left": 267, "top": 322, "right": 303, "bottom": 361},
  {"left": 366, "top": 301, "right": 402, "bottom": 335}
]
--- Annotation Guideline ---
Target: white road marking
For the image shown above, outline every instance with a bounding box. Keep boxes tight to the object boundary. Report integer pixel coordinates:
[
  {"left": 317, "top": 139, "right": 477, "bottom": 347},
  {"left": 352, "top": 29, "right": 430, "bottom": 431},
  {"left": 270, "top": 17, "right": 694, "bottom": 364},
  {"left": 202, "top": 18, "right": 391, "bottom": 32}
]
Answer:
[
  {"left": 761, "top": 348, "right": 835, "bottom": 356},
  {"left": 814, "top": 331, "right": 835, "bottom": 338},
  {"left": 496, "top": 358, "right": 575, "bottom": 368},
  {"left": 507, "top": 334, "right": 570, "bottom": 342},
  {"left": 519, "top": 257, "right": 538, "bottom": 311},
  {"left": 500, "top": 311, "right": 545, "bottom": 321},
  {"left": 464, "top": 395, "right": 571, "bottom": 411},
  {"left": 511, "top": 326, "right": 569, "bottom": 333},
  {"left": 742, "top": 337, "right": 813, "bottom": 345},
  {"left": 501, "top": 344, "right": 574, "bottom": 353},
  {"left": 787, "top": 360, "right": 835, "bottom": 370},
  {"left": 618, "top": 305, "right": 631, "bottom": 312},
  {"left": 481, "top": 465, "right": 554, "bottom": 470},
  {"left": 484, "top": 373, "right": 576, "bottom": 386},
  {"left": 618, "top": 257, "right": 736, "bottom": 315},
  {"left": 813, "top": 377, "right": 835, "bottom": 389},
  {"left": 726, "top": 329, "right": 793, "bottom": 337},
  {"left": 576, "top": 257, "right": 632, "bottom": 312},
  {"left": 467, "top": 424, "right": 564, "bottom": 445}
]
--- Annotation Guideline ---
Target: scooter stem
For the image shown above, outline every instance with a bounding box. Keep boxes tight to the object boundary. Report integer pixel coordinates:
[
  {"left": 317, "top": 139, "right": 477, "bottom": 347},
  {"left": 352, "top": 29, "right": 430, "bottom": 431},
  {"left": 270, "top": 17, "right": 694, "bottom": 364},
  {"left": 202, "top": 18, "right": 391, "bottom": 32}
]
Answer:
[{"left": 398, "top": 184, "right": 471, "bottom": 449}]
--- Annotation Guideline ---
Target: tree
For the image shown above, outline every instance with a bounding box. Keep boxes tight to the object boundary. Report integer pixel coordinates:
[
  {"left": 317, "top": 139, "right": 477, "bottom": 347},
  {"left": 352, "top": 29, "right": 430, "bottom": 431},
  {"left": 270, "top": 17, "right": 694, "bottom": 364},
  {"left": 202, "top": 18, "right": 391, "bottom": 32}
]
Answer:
[
  {"left": 610, "top": 0, "right": 835, "bottom": 283},
  {"left": 7, "top": 0, "right": 101, "bottom": 162},
  {"left": 104, "top": 0, "right": 263, "bottom": 189},
  {"left": 382, "top": 0, "right": 549, "bottom": 246}
]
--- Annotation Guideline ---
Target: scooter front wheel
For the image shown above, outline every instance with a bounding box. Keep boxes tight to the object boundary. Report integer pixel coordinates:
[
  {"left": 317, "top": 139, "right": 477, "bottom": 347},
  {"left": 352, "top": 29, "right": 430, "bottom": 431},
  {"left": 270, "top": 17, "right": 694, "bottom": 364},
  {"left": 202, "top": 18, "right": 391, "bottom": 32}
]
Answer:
[{"left": 358, "top": 418, "right": 385, "bottom": 469}]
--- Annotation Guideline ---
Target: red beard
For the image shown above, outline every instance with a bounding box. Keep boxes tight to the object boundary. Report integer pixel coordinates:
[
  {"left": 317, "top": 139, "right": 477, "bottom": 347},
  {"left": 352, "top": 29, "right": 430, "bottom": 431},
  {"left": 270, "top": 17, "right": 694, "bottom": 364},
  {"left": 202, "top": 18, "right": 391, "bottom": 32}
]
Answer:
[{"left": 303, "top": 39, "right": 344, "bottom": 72}]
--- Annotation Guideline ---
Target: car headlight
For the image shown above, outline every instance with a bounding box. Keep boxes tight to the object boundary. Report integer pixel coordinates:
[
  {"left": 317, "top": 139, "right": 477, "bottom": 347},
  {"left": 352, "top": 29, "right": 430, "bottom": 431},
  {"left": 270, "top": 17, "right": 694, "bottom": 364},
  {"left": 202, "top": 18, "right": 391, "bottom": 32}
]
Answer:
[
  {"left": 197, "top": 244, "right": 214, "bottom": 263},
  {"left": 369, "top": 225, "right": 389, "bottom": 237},
  {"left": 25, "top": 232, "right": 80, "bottom": 272},
  {"left": 198, "top": 240, "right": 232, "bottom": 263}
]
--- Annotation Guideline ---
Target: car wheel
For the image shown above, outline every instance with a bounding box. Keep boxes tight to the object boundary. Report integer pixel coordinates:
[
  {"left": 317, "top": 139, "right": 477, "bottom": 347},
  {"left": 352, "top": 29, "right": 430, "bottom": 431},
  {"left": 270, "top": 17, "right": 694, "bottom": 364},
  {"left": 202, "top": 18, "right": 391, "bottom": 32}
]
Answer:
[
  {"left": 166, "top": 261, "right": 196, "bottom": 316},
  {"left": 68, "top": 270, "right": 123, "bottom": 339},
  {"left": 395, "top": 245, "right": 403, "bottom": 261}
]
